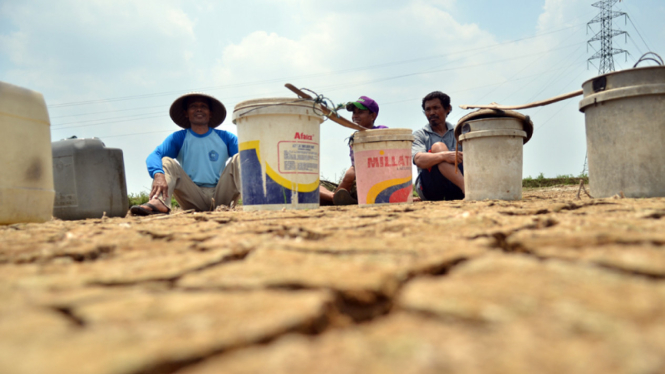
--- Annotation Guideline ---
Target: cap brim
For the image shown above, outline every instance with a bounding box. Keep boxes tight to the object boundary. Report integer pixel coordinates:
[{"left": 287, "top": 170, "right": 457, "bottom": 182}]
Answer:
[
  {"left": 169, "top": 93, "right": 227, "bottom": 129},
  {"left": 346, "top": 102, "right": 368, "bottom": 112}
]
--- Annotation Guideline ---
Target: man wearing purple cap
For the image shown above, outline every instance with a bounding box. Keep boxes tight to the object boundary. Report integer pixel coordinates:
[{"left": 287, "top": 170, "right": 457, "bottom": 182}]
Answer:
[
  {"left": 130, "top": 93, "right": 241, "bottom": 215},
  {"left": 320, "top": 96, "right": 387, "bottom": 205}
]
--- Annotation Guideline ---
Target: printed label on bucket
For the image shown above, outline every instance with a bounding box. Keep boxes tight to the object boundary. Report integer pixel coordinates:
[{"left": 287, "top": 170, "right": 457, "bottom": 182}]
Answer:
[
  {"left": 355, "top": 149, "right": 412, "bottom": 205},
  {"left": 278, "top": 141, "right": 318, "bottom": 174},
  {"left": 239, "top": 140, "right": 319, "bottom": 206}
]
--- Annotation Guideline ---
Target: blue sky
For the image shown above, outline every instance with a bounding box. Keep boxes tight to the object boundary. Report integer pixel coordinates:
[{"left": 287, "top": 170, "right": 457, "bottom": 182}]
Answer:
[{"left": 2, "top": 0, "right": 664, "bottom": 194}]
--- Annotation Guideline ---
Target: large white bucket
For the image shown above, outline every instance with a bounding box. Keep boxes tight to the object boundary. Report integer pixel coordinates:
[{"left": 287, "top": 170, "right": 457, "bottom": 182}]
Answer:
[
  {"left": 352, "top": 129, "right": 414, "bottom": 205},
  {"left": 233, "top": 98, "right": 324, "bottom": 211},
  {"left": 0, "top": 81, "right": 55, "bottom": 224},
  {"left": 579, "top": 66, "right": 665, "bottom": 198},
  {"left": 459, "top": 117, "right": 527, "bottom": 201}
]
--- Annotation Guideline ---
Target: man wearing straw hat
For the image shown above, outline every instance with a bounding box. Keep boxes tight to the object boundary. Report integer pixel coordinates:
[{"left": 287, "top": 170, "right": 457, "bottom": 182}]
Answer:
[
  {"left": 319, "top": 95, "right": 387, "bottom": 205},
  {"left": 412, "top": 91, "right": 465, "bottom": 201},
  {"left": 130, "top": 93, "right": 240, "bottom": 215}
]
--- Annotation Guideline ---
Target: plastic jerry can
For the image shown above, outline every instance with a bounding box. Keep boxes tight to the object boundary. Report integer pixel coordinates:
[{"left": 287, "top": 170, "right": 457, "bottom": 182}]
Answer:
[
  {"left": 52, "top": 137, "right": 129, "bottom": 220},
  {"left": 0, "top": 81, "right": 55, "bottom": 224}
]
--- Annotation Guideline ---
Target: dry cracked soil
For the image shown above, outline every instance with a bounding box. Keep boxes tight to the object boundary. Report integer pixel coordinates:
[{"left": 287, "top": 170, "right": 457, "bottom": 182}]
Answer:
[{"left": 1, "top": 186, "right": 665, "bottom": 374}]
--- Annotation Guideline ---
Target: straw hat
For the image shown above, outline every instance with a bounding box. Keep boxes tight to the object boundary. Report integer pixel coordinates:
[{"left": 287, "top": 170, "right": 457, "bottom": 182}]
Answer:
[{"left": 169, "top": 93, "right": 226, "bottom": 129}]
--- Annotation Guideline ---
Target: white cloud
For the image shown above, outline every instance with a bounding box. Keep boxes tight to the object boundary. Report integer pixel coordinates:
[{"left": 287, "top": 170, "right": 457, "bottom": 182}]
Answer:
[{"left": 0, "top": 0, "right": 197, "bottom": 99}]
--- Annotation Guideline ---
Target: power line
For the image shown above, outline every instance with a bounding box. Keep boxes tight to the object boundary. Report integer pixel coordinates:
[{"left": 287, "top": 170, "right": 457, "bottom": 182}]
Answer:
[
  {"left": 51, "top": 114, "right": 165, "bottom": 131},
  {"left": 50, "top": 42, "right": 584, "bottom": 133},
  {"left": 617, "top": 2, "right": 653, "bottom": 51},
  {"left": 46, "top": 24, "right": 588, "bottom": 109},
  {"left": 626, "top": 34, "right": 644, "bottom": 56},
  {"left": 524, "top": 46, "right": 589, "bottom": 104},
  {"left": 50, "top": 104, "right": 164, "bottom": 119},
  {"left": 94, "top": 129, "right": 175, "bottom": 140},
  {"left": 315, "top": 42, "right": 584, "bottom": 94},
  {"left": 626, "top": 15, "right": 650, "bottom": 52},
  {"left": 51, "top": 111, "right": 163, "bottom": 128},
  {"left": 58, "top": 64, "right": 580, "bottom": 136},
  {"left": 534, "top": 65, "right": 592, "bottom": 132},
  {"left": 472, "top": 24, "right": 586, "bottom": 105}
]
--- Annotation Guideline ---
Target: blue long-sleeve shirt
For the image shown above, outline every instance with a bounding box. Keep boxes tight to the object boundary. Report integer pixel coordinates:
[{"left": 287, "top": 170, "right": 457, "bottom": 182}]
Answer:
[{"left": 146, "top": 128, "right": 238, "bottom": 187}]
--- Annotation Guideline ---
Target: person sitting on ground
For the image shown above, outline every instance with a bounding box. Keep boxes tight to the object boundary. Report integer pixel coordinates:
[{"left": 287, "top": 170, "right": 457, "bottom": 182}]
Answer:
[
  {"left": 319, "top": 96, "right": 387, "bottom": 205},
  {"left": 412, "top": 91, "right": 464, "bottom": 201},
  {"left": 130, "top": 93, "right": 241, "bottom": 215}
]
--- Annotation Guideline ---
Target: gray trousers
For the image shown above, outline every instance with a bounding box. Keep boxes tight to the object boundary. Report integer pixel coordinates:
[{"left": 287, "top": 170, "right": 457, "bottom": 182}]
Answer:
[{"left": 162, "top": 154, "right": 241, "bottom": 211}]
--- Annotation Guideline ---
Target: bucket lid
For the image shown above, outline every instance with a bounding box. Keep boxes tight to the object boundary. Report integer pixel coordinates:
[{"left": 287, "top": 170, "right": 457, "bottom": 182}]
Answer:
[
  {"left": 352, "top": 128, "right": 414, "bottom": 143},
  {"left": 232, "top": 97, "right": 324, "bottom": 124},
  {"left": 455, "top": 109, "right": 534, "bottom": 144}
]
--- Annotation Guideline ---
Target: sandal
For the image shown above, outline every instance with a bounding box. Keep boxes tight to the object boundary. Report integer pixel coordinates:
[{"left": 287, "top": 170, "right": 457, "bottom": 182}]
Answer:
[
  {"left": 130, "top": 201, "right": 171, "bottom": 216},
  {"left": 333, "top": 188, "right": 358, "bottom": 206}
]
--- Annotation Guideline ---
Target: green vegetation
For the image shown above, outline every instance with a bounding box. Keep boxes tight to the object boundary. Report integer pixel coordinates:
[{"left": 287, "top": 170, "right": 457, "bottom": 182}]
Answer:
[
  {"left": 128, "top": 173, "right": 588, "bottom": 207},
  {"left": 522, "top": 173, "right": 589, "bottom": 188}
]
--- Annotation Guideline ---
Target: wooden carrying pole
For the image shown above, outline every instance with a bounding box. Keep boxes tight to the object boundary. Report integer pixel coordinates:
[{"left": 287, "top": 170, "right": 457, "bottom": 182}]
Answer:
[
  {"left": 284, "top": 84, "right": 366, "bottom": 132},
  {"left": 459, "top": 89, "right": 583, "bottom": 111}
]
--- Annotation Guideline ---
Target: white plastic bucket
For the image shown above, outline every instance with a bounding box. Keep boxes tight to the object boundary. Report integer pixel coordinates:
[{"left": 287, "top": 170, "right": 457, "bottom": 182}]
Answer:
[
  {"left": 459, "top": 118, "right": 526, "bottom": 201},
  {"left": 0, "top": 81, "right": 55, "bottom": 224},
  {"left": 233, "top": 98, "right": 324, "bottom": 211},
  {"left": 352, "top": 129, "right": 414, "bottom": 205}
]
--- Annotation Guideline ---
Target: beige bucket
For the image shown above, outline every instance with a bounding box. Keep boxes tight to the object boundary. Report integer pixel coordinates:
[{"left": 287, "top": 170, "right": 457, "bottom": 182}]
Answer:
[
  {"left": 579, "top": 66, "right": 665, "bottom": 198},
  {"left": 0, "top": 81, "right": 54, "bottom": 224},
  {"left": 233, "top": 98, "right": 324, "bottom": 211},
  {"left": 352, "top": 129, "right": 414, "bottom": 205},
  {"left": 458, "top": 116, "right": 529, "bottom": 201}
]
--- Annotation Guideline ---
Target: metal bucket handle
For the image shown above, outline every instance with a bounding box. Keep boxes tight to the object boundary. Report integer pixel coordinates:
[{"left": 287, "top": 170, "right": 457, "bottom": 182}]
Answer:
[{"left": 633, "top": 52, "right": 664, "bottom": 68}]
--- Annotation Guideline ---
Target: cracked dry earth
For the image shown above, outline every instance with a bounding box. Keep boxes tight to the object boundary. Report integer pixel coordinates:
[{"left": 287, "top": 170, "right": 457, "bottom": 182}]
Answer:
[{"left": 1, "top": 186, "right": 665, "bottom": 374}]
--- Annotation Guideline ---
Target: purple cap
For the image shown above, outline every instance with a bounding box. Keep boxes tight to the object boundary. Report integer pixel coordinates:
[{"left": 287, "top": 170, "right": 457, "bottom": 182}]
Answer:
[{"left": 346, "top": 96, "right": 379, "bottom": 115}]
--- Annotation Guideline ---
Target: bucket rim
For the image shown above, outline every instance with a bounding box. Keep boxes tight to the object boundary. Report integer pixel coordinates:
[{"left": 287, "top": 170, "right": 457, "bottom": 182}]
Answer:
[
  {"left": 231, "top": 97, "right": 325, "bottom": 124},
  {"left": 233, "top": 97, "right": 315, "bottom": 112},
  {"left": 459, "top": 129, "right": 527, "bottom": 142},
  {"left": 352, "top": 135, "right": 415, "bottom": 144},
  {"left": 581, "top": 65, "right": 665, "bottom": 87},
  {"left": 352, "top": 128, "right": 414, "bottom": 144},
  {"left": 578, "top": 83, "right": 665, "bottom": 112},
  {"left": 455, "top": 109, "right": 533, "bottom": 145}
]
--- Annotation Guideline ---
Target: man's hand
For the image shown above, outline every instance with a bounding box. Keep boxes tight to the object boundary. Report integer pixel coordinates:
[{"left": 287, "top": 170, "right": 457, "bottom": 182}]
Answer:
[
  {"left": 414, "top": 150, "right": 464, "bottom": 170},
  {"left": 441, "top": 151, "right": 463, "bottom": 164},
  {"left": 150, "top": 173, "right": 168, "bottom": 200}
]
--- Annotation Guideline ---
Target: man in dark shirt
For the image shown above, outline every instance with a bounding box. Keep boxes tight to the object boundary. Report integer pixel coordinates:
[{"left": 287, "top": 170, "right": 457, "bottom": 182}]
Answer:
[{"left": 412, "top": 91, "right": 465, "bottom": 201}]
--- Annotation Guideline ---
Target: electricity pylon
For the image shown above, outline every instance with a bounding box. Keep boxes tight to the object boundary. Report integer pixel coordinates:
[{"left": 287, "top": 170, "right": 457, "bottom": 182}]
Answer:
[{"left": 587, "top": 0, "right": 629, "bottom": 75}]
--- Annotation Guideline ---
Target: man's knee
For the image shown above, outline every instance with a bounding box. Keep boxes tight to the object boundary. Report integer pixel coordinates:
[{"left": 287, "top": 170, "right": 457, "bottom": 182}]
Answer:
[
  {"left": 230, "top": 153, "right": 240, "bottom": 167},
  {"left": 343, "top": 166, "right": 355, "bottom": 180},
  {"left": 161, "top": 157, "right": 177, "bottom": 169},
  {"left": 161, "top": 157, "right": 181, "bottom": 175},
  {"left": 431, "top": 142, "right": 450, "bottom": 153}
]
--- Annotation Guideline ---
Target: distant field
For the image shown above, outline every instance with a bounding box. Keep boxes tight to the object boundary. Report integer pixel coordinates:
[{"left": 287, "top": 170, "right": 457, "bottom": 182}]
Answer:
[{"left": 522, "top": 173, "right": 589, "bottom": 188}]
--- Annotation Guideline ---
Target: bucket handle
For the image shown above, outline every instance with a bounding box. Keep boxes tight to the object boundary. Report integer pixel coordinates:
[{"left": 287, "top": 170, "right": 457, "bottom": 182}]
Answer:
[
  {"left": 633, "top": 52, "right": 664, "bottom": 68},
  {"left": 284, "top": 84, "right": 366, "bottom": 132}
]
